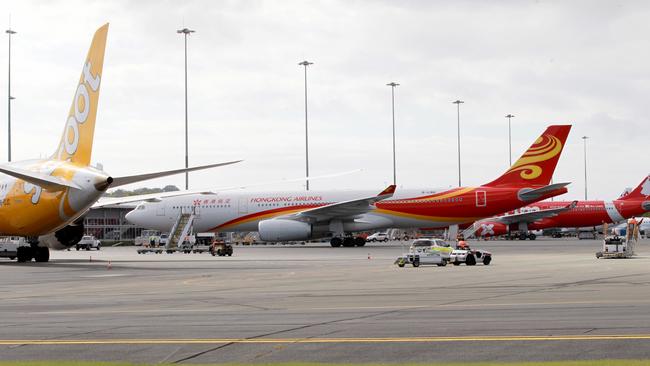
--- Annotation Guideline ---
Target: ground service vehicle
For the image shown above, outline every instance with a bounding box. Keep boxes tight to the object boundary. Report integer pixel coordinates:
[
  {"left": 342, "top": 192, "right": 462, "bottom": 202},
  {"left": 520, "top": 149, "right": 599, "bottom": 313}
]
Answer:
[
  {"left": 0, "top": 237, "right": 28, "bottom": 260},
  {"left": 76, "top": 235, "right": 100, "bottom": 251},
  {"left": 450, "top": 245, "right": 492, "bottom": 266},
  {"left": 210, "top": 240, "right": 234, "bottom": 256},
  {"left": 597, "top": 219, "right": 640, "bottom": 259},
  {"left": 409, "top": 238, "right": 453, "bottom": 260},
  {"left": 367, "top": 232, "right": 389, "bottom": 242},
  {"left": 134, "top": 230, "right": 160, "bottom": 246},
  {"left": 395, "top": 251, "right": 447, "bottom": 267},
  {"left": 159, "top": 233, "right": 169, "bottom": 246}
]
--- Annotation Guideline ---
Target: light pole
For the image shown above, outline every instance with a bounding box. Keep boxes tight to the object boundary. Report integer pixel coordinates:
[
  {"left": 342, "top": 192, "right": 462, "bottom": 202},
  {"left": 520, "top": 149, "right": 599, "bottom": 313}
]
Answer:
[
  {"left": 505, "top": 114, "right": 515, "bottom": 166},
  {"left": 387, "top": 82, "right": 399, "bottom": 186},
  {"left": 177, "top": 27, "right": 195, "bottom": 190},
  {"left": 582, "top": 136, "right": 589, "bottom": 200},
  {"left": 453, "top": 100, "right": 464, "bottom": 187},
  {"left": 298, "top": 60, "right": 313, "bottom": 190},
  {"left": 6, "top": 28, "right": 16, "bottom": 162}
]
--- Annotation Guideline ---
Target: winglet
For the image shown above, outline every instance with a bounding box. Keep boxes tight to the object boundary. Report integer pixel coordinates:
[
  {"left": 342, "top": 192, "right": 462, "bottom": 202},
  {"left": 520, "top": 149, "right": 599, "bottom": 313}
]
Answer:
[
  {"left": 568, "top": 200, "right": 578, "bottom": 209},
  {"left": 378, "top": 185, "right": 397, "bottom": 197}
]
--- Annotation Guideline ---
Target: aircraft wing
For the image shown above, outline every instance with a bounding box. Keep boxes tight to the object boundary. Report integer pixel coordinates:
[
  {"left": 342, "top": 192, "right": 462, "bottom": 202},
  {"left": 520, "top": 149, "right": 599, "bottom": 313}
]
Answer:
[
  {"left": 93, "top": 189, "right": 218, "bottom": 208},
  {"left": 279, "top": 185, "right": 396, "bottom": 223},
  {"left": 495, "top": 200, "right": 578, "bottom": 225}
]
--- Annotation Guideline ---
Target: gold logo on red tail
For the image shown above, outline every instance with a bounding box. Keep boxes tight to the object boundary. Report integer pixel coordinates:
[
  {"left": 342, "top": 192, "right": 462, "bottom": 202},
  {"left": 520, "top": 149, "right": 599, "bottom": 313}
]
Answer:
[{"left": 504, "top": 134, "right": 562, "bottom": 180}]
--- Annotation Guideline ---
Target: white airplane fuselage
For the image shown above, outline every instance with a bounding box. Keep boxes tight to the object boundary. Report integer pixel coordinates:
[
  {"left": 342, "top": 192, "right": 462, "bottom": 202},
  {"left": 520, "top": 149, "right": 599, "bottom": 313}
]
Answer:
[{"left": 127, "top": 189, "right": 438, "bottom": 234}]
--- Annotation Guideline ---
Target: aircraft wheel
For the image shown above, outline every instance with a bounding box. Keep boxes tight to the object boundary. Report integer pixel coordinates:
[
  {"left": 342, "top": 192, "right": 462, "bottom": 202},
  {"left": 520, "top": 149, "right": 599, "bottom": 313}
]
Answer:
[
  {"left": 354, "top": 237, "right": 366, "bottom": 247},
  {"left": 342, "top": 237, "right": 355, "bottom": 247},
  {"left": 483, "top": 256, "right": 492, "bottom": 265},
  {"left": 519, "top": 233, "right": 527, "bottom": 240},
  {"left": 16, "top": 247, "right": 33, "bottom": 263},
  {"left": 528, "top": 233, "right": 537, "bottom": 240},
  {"left": 34, "top": 247, "right": 50, "bottom": 262},
  {"left": 330, "top": 237, "right": 342, "bottom": 248}
]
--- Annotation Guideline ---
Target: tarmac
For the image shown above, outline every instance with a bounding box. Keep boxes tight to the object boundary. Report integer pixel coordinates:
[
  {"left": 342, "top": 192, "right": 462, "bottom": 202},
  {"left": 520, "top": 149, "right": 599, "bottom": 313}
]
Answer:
[{"left": 2, "top": 238, "right": 650, "bottom": 363}]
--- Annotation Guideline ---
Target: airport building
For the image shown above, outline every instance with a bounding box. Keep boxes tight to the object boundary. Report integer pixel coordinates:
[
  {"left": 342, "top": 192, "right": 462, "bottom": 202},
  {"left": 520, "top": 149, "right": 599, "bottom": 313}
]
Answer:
[{"left": 84, "top": 205, "right": 147, "bottom": 242}]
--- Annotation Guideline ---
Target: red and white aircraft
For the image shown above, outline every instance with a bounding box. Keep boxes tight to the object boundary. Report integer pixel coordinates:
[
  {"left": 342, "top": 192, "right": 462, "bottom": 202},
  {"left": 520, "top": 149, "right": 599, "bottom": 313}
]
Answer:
[
  {"left": 464, "top": 175, "right": 650, "bottom": 240},
  {"left": 124, "top": 125, "right": 572, "bottom": 247}
]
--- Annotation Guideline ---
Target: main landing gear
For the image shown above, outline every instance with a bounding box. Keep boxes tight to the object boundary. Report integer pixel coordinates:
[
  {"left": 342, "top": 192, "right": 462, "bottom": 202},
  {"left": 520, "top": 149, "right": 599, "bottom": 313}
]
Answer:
[
  {"left": 16, "top": 245, "right": 50, "bottom": 263},
  {"left": 330, "top": 236, "right": 366, "bottom": 248},
  {"left": 518, "top": 232, "right": 537, "bottom": 240}
]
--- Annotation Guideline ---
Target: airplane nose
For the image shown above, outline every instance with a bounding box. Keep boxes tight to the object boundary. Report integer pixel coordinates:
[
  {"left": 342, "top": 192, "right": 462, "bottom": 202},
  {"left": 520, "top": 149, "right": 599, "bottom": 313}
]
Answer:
[{"left": 125, "top": 209, "right": 138, "bottom": 224}]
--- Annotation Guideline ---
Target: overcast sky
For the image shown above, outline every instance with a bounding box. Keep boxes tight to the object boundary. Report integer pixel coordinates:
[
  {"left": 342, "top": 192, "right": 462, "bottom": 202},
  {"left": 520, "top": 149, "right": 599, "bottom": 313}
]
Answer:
[{"left": 1, "top": 0, "right": 648, "bottom": 200}]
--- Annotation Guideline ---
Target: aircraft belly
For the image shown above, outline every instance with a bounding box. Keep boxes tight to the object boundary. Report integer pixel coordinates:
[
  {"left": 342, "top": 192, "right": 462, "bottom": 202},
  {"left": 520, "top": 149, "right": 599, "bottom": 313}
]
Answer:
[
  {"left": 370, "top": 212, "right": 450, "bottom": 229},
  {"left": 0, "top": 193, "right": 66, "bottom": 236}
]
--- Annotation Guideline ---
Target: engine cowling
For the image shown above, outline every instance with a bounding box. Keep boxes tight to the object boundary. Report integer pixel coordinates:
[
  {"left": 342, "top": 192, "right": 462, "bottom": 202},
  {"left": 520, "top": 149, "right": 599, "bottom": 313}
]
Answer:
[
  {"left": 476, "top": 222, "right": 508, "bottom": 237},
  {"left": 258, "top": 219, "right": 311, "bottom": 241},
  {"left": 39, "top": 223, "right": 85, "bottom": 250}
]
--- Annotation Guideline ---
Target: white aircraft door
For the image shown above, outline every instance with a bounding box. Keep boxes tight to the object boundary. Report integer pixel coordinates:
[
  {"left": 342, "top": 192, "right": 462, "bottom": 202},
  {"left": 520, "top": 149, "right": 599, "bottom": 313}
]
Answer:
[
  {"left": 238, "top": 196, "right": 248, "bottom": 214},
  {"left": 475, "top": 191, "right": 487, "bottom": 207}
]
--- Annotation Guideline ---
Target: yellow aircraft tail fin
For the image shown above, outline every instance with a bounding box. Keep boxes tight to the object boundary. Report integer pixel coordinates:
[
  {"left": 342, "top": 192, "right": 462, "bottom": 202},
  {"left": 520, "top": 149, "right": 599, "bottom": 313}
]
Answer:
[{"left": 52, "top": 23, "right": 108, "bottom": 166}]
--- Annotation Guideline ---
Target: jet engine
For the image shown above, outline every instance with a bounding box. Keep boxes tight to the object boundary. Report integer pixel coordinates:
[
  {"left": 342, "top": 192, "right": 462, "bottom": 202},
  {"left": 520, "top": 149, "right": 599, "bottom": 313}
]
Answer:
[
  {"left": 39, "top": 222, "right": 85, "bottom": 250},
  {"left": 258, "top": 219, "right": 312, "bottom": 241}
]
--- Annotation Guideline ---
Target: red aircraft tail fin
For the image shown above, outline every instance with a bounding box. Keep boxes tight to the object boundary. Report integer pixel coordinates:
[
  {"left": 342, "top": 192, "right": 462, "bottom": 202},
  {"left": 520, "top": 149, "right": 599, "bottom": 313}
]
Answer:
[
  {"left": 619, "top": 175, "right": 650, "bottom": 201},
  {"left": 483, "top": 125, "right": 571, "bottom": 187}
]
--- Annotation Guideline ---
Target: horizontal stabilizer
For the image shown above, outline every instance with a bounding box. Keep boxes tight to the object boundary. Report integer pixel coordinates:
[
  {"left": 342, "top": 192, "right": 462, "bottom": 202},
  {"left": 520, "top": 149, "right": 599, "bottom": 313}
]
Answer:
[
  {"left": 518, "top": 182, "right": 570, "bottom": 202},
  {"left": 110, "top": 160, "right": 242, "bottom": 188},
  {"left": 0, "top": 165, "right": 82, "bottom": 191}
]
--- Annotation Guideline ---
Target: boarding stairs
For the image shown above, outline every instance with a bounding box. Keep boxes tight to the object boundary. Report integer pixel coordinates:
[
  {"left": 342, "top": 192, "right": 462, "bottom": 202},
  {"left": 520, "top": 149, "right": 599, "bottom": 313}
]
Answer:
[
  {"left": 460, "top": 222, "right": 482, "bottom": 239},
  {"left": 167, "top": 209, "right": 195, "bottom": 250}
]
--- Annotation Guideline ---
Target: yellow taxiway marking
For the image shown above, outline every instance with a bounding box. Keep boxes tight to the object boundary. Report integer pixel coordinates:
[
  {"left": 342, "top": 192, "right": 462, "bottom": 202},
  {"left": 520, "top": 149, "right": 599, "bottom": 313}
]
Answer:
[{"left": 2, "top": 335, "right": 650, "bottom": 345}]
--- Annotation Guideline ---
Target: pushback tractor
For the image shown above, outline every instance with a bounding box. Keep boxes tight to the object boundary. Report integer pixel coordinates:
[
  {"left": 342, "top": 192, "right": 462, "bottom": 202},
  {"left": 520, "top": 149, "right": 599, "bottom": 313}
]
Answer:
[{"left": 596, "top": 218, "right": 641, "bottom": 259}]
